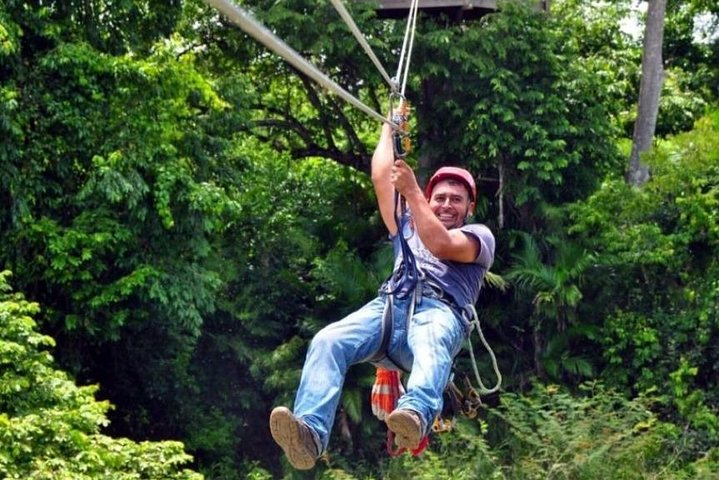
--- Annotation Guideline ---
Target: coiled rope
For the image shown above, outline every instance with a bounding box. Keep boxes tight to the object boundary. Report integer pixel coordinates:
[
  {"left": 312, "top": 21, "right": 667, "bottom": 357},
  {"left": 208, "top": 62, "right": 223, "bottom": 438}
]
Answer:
[{"left": 462, "top": 304, "right": 502, "bottom": 395}]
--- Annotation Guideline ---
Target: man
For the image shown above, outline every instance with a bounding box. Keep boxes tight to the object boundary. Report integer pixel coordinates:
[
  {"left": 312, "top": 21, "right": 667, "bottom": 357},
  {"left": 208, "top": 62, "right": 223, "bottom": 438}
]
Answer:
[{"left": 269, "top": 116, "right": 495, "bottom": 470}]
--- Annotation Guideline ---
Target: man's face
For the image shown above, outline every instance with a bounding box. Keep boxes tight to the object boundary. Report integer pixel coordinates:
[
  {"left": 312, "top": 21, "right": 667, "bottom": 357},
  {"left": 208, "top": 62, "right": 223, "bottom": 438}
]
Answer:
[{"left": 428, "top": 179, "right": 475, "bottom": 229}]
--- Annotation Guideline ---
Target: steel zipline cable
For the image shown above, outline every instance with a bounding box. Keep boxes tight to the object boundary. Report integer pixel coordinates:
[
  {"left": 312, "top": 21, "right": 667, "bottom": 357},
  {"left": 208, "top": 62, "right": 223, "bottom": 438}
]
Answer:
[
  {"left": 328, "top": 0, "right": 419, "bottom": 99},
  {"left": 203, "top": 0, "right": 412, "bottom": 129},
  {"left": 328, "top": 0, "right": 395, "bottom": 90}
]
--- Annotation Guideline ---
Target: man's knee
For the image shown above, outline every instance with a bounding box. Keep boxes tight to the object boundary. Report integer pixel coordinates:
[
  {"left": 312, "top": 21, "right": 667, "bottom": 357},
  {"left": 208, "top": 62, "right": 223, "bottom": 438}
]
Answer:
[{"left": 309, "top": 326, "right": 339, "bottom": 353}]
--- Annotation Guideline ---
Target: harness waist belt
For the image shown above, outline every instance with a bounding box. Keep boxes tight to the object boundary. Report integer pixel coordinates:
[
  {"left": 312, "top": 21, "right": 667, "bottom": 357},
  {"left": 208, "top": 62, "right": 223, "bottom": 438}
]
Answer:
[{"left": 420, "top": 281, "right": 459, "bottom": 312}]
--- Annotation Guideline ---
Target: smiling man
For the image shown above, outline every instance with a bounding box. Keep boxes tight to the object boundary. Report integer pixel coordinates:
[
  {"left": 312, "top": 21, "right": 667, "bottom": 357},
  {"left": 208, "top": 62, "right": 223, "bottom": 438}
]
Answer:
[{"left": 269, "top": 115, "right": 495, "bottom": 470}]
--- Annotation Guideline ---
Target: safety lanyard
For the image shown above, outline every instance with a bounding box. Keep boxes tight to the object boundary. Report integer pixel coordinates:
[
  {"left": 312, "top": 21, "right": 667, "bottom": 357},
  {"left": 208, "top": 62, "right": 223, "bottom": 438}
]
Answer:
[{"left": 384, "top": 96, "right": 420, "bottom": 299}]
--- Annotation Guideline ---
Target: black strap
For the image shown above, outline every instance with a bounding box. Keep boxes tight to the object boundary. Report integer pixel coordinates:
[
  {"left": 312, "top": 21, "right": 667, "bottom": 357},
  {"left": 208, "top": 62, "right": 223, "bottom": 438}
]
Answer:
[
  {"left": 383, "top": 191, "right": 420, "bottom": 299},
  {"left": 368, "top": 294, "right": 407, "bottom": 371}
]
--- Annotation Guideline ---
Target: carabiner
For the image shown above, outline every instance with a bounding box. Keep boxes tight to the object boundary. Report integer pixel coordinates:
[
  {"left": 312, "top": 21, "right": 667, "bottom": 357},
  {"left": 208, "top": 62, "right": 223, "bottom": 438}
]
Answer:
[{"left": 389, "top": 92, "right": 411, "bottom": 158}]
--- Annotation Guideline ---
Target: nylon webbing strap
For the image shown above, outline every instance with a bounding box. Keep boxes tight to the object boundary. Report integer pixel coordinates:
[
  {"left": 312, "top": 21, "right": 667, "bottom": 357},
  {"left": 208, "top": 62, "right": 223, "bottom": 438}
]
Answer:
[
  {"left": 369, "top": 295, "right": 394, "bottom": 363},
  {"left": 395, "top": 0, "right": 420, "bottom": 96},
  {"left": 385, "top": 194, "right": 420, "bottom": 299}
]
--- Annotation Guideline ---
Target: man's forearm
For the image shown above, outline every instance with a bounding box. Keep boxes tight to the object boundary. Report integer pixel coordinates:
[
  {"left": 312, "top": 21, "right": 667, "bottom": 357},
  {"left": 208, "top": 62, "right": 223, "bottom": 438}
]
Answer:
[
  {"left": 403, "top": 188, "right": 453, "bottom": 252},
  {"left": 372, "top": 117, "right": 402, "bottom": 234},
  {"left": 372, "top": 122, "right": 394, "bottom": 183}
]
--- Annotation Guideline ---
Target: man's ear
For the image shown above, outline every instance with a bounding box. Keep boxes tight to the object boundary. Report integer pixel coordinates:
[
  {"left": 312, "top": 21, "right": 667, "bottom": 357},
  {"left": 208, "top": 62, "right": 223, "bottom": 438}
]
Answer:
[{"left": 466, "top": 201, "right": 476, "bottom": 218}]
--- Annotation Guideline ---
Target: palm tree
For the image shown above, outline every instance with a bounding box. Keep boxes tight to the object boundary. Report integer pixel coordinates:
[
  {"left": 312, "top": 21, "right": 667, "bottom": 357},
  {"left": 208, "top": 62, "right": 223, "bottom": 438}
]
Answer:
[{"left": 505, "top": 232, "right": 594, "bottom": 381}]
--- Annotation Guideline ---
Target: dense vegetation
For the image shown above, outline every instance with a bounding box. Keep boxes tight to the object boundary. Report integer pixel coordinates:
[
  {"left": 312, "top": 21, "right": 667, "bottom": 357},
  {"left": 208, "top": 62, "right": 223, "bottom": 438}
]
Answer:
[{"left": 1, "top": 0, "right": 718, "bottom": 478}]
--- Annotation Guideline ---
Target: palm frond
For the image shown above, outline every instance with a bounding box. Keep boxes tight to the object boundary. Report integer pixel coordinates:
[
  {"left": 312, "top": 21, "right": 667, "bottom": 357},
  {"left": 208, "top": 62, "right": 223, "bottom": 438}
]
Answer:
[{"left": 483, "top": 271, "right": 509, "bottom": 291}]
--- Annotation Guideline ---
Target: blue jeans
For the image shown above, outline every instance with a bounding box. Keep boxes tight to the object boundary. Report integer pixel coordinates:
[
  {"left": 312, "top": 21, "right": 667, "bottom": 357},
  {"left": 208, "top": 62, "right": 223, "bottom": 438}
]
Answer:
[{"left": 292, "top": 294, "right": 466, "bottom": 453}]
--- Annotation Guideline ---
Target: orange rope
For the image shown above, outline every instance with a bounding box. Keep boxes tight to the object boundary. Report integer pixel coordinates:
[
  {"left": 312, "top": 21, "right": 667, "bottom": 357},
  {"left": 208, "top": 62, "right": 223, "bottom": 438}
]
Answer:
[{"left": 371, "top": 368, "right": 430, "bottom": 457}]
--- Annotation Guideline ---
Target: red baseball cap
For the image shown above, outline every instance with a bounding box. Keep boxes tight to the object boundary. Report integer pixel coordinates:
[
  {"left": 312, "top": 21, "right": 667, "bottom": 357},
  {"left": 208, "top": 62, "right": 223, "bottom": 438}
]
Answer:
[{"left": 425, "top": 166, "right": 477, "bottom": 201}]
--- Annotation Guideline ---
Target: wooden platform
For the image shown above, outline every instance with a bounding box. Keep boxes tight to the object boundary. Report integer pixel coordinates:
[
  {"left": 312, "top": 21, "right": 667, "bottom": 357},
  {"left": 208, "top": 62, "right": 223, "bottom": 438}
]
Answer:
[{"left": 370, "top": 0, "right": 548, "bottom": 20}]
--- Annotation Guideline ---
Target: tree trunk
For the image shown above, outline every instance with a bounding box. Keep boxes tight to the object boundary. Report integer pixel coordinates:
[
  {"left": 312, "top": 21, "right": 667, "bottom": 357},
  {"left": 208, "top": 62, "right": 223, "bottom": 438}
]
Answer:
[
  {"left": 498, "top": 159, "right": 505, "bottom": 229},
  {"left": 627, "top": 0, "right": 667, "bottom": 187},
  {"left": 532, "top": 320, "right": 546, "bottom": 379}
]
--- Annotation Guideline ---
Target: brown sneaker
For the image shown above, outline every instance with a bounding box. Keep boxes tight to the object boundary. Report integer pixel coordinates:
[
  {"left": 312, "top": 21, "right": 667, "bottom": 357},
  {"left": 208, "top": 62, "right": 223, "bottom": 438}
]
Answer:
[
  {"left": 386, "top": 409, "right": 423, "bottom": 450},
  {"left": 269, "top": 407, "right": 319, "bottom": 470}
]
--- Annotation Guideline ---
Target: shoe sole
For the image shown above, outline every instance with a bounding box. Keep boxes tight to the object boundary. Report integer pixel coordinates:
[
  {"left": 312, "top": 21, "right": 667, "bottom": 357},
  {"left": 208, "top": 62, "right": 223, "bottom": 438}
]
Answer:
[
  {"left": 386, "top": 410, "right": 422, "bottom": 450},
  {"left": 269, "top": 407, "right": 316, "bottom": 470}
]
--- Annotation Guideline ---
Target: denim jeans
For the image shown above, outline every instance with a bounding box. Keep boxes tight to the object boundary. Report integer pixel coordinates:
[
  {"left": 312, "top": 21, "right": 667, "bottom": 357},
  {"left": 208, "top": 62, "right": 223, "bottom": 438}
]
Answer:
[{"left": 292, "top": 294, "right": 466, "bottom": 453}]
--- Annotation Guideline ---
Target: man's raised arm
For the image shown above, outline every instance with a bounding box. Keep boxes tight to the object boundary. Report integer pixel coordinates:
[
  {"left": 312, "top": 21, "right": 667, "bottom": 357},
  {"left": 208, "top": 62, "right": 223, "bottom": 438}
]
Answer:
[{"left": 371, "top": 118, "right": 399, "bottom": 236}]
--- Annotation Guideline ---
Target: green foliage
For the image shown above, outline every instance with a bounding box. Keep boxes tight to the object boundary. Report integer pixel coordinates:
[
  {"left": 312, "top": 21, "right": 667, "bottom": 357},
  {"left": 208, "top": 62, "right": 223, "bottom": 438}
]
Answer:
[
  {"left": 414, "top": 0, "right": 622, "bottom": 217},
  {"left": 312, "top": 241, "right": 392, "bottom": 318},
  {"left": 0, "top": 42, "right": 241, "bottom": 463},
  {"left": 664, "top": 1, "right": 719, "bottom": 103},
  {"left": 3, "top": 0, "right": 719, "bottom": 476},
  {"left": 670, "top": 359, "right": 719, "bottom": 440},
  {"left": 379, "top": 417, "right": 499, "bottom": 480},
  {"left": 2, "top": 0, "right": 182, "bottom": 55},
  {"left": 507, "top": 233, "right": 589, "bottom": 322},
  {"left": 5, "top": 39, "right": 232, "bottom": 340},
  {"left": 183, "top": 0, "right": 388, "bottom": 170},
  {"left": 553, "top": 0, "right": 641, "bottom": 137},
  {"left": 656, "top": 67, "right": 710, "bottom": 137},
  {"left": 0, "top": 6, "right": 20, "bottom": 60},
  {"left": 0, "top": 14, "right": 253, "bottom": 475},
  {"left": 555, "top": 0, "right": 715, "bottom": 138},
  {"left": 488, "top": 383, "right": 689, "bottom": 479},
  {"left": 568, "top": 114, "right": 719, "bottom": 453},
  {"left": 0, "top": 271, "right": 201, "bottom": 479},
  {"left": 503, "top": 231, "right": 596, "bottom": 382},
  {"left": 373, "top": 383, "right": 717, "bottom": 480}
]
